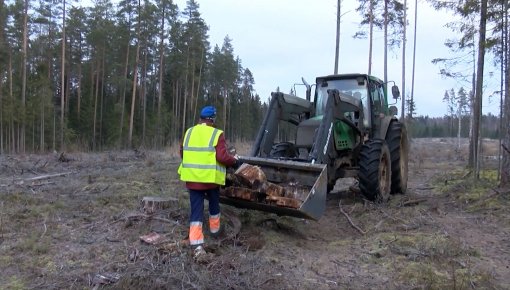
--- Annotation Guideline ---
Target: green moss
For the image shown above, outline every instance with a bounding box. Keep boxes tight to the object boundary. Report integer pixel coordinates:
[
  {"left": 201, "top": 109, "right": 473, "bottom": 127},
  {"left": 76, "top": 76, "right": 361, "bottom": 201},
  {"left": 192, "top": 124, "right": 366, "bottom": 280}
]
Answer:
[
  {"left": 371, "top": 232, "right": 477, "bottom": 260},
  {"left": 14, "top": 233, "right": 51, "bottom": 255},
  {"left": 327, "top": 238, "right": 352, "bottom": 248},
  {"left": 399, "top": 262, "right": 450, "bottom": 289},
  {"left": 479, "top": 170, "right": 498, "bottom": 182},
  {"left": 3, "top": 192, "right": 38, "bottom": 206},
  {"left": 1, "top": 276, "right": 26, "bottom": 290},
  {"left": 0, "top": 255, "right": 13, "bottom": 265}
]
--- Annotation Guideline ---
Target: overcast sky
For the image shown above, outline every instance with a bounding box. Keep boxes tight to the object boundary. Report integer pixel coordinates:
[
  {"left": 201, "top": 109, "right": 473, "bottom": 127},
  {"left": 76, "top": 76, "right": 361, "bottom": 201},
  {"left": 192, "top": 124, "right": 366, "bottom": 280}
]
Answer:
[{"left": 173, "top": 0, "right": 503, "bottom": 117}]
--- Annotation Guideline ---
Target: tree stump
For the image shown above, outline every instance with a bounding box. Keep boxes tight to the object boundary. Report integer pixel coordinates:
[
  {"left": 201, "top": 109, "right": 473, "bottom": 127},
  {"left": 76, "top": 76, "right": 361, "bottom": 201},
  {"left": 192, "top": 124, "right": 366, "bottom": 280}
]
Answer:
[{"left": 140, "top": 197, "right": 173, "bottom": 214}]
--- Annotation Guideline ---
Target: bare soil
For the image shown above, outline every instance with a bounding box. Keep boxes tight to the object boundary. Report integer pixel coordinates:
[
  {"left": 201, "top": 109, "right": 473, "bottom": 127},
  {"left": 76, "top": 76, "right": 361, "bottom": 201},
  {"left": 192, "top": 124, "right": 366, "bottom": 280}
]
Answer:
[{"left": 0, "top": 138, "right": 509, "bottom": 289}]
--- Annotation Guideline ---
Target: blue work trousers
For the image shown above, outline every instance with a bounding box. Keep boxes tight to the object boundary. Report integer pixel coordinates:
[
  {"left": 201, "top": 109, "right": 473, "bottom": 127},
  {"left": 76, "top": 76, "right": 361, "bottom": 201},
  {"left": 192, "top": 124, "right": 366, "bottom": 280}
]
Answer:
[{"left": 189, "top": 188, "right": 220, "bottom": 223}]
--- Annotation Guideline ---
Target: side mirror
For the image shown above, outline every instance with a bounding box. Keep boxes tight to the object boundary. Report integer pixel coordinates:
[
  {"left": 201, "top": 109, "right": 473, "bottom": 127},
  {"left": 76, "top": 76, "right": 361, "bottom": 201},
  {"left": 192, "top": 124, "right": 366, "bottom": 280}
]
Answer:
[
  {"left": 391, "top": 85, "right": 400, "bottom": 99},
  {"left": 389, "top": 105, "right": 398, "bottom": 116}
]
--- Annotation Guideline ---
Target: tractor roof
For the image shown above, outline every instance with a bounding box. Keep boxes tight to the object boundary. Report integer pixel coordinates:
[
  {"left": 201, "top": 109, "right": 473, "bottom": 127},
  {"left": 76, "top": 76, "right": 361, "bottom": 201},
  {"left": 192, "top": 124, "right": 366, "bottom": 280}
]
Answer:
[{"left": 316, "top": 73, "right": 383, "bottom": 84}]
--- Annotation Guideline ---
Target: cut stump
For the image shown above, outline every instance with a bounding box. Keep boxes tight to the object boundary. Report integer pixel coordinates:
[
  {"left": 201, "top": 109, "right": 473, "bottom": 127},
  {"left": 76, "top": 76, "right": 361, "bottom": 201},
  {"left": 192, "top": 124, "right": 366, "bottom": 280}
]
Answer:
[{"left": 141, "top": 196, "right": 174, "bottom": 214}]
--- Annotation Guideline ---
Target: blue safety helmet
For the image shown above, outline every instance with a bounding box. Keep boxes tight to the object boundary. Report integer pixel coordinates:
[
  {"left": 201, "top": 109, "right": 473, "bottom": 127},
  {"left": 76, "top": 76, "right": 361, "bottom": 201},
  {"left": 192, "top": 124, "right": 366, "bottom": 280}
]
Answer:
[{"left": 200, "top": 106, "right": 216, "bottom": 119}]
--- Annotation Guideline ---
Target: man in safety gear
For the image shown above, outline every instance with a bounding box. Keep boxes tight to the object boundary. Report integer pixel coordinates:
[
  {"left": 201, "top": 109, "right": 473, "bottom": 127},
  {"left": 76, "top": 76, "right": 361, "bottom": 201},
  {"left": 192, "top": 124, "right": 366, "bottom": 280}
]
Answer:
[{"left": 178, "top": 105, "right": 238, "bottom": 258}]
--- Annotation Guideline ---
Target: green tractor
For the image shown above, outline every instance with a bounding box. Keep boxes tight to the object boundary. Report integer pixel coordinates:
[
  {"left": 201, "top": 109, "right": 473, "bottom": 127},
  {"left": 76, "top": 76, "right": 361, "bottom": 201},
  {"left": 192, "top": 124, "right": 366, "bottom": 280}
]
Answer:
[{"left": 220, "top": 73, "right": 409, "bottom": 220}]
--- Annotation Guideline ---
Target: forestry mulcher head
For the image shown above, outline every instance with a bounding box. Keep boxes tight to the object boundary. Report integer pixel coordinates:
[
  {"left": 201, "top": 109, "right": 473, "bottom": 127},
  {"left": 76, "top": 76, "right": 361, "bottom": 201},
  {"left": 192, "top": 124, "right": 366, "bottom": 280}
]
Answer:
[{"left": 220, "top": 156, "right": 328, "bottom": 221}]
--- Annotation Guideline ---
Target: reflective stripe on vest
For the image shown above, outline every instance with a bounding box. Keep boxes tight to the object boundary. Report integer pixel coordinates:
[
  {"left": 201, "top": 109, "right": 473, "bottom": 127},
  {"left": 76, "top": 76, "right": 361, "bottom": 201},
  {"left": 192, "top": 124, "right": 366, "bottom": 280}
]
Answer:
[{"left": 178, "top": 124, "right": 227, "bottom": 185}]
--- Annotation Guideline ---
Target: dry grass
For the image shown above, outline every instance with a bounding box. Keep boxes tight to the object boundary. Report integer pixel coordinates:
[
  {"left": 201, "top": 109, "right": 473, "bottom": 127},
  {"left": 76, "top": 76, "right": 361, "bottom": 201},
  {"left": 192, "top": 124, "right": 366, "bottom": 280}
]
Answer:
[{"left": 1, "top": 138, "right": 508, "bottom": 289}]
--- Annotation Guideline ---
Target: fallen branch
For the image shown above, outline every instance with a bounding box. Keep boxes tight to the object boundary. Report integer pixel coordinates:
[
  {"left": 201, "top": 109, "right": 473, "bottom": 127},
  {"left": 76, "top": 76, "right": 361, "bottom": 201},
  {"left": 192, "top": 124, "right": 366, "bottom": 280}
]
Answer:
[
  {"left": 40, "top": 218, "right": 47, "bottom": 239},
  {"left": 111, "top": 212, "right": 179, "bottom": 226},
  {"left": 400, "top": 198, "right": 428, "bottom": 207},
  {"left": 502, "top": 144, "right": 510, "bottom": 154},
  {"left": 24, "top": 172, "right": 72, "bottom": 181},
  {"left": 29, "top": 181, "right": 56, "bottom": 187},
  {"left": 461, "top": 170, "right": 472, "bottom": 179},
  {"left": 415, "top": 186, "right": 434, "bottom": 190},
  {"left": 492, "top": 187, "right": 510, "bottom": 195},
  {"left": 158, "top": 239, "right": 190, "bottom": 252},
  {"left": 339, "top": 201, "right": 366, "bottom": 235}
]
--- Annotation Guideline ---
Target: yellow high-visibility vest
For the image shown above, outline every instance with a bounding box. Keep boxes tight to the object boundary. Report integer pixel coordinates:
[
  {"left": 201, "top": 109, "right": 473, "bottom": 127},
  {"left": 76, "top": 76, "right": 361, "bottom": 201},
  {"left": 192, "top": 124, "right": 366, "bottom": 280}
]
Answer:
[{"left": 178, "top": 124, "right": 226, "bottom": 185}]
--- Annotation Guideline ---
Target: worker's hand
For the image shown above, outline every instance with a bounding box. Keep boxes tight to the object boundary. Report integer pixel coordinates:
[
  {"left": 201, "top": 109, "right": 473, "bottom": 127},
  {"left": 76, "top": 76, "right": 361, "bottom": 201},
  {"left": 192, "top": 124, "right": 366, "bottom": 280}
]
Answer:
[{"left": 233, "top": 156, "right": 242, "bottom": 169}]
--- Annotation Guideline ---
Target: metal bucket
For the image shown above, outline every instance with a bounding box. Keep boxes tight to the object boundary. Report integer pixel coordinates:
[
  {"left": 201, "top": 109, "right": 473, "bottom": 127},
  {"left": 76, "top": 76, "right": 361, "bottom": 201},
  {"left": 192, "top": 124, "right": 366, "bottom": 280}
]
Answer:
[{"left": 220, "top": 156, "right": 327, "bottom": 220}]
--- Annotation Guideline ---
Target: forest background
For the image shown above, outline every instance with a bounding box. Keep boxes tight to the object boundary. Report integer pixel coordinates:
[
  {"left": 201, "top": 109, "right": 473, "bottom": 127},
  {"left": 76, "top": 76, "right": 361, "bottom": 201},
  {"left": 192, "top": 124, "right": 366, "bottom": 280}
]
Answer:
[{"left": 0, "top": 0, "right": 507, "bottom": 154}]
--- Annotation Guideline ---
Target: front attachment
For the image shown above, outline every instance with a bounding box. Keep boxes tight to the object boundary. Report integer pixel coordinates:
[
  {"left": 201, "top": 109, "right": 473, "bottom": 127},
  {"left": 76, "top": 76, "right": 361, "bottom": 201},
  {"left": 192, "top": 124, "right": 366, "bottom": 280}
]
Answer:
[{"left": 220, "top": 156, "right": 327, "bottom": 221}]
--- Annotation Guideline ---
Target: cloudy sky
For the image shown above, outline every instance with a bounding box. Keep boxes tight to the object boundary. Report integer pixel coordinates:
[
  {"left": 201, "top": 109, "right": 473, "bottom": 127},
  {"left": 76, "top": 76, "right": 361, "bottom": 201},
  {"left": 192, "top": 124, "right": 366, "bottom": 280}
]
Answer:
[{"left": 174, "top": 0, "right": 503, "bottom": 117}]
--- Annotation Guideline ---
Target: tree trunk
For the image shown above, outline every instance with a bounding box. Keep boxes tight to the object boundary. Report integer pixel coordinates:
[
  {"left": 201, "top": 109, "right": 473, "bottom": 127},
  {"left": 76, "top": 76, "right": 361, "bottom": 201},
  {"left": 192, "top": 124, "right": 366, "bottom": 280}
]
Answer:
[
  {"left": 93, "top": 60, "right": 100, "bottom": 151},
  {"left": 469, "top": 44, "right": 476, "bottom": 166},
  {"left": 9, "top": 51, "right": 14, "bottom": 152},
  {"left": 60, "top": 0, "right": 66, "bottom": 151},
  {"left": 472, "top": 0, "right": 488, "bottom": 179},
  {"left": 141, "top": 49, "right": 148, "bottom": 145},
  {"left": 410, "top": 0, "right": 417, "bottom": 118},
  {"left": 77, "top": 62, "right": 82, "bottom": 116},
  {"left": 190, "top": 60, "right": 195, "bottom": 123},
  {"left": 498, "top": 0, "right": 505, "bottom": 181},
  {"left": 368, "top": 0, "right": 373, "bottom": 74},
  {"left": 0, "top": 71, "right": 3, "bottom": 154},
  {"left": 128, "top": 40, "right": 140, "bottom": 148},
  {"left": 128, "top": 0, "right": 142, "bottom": 148},
  {"left": 457, "top": 106, "right": 462, "bottom": 150},
  {"left": 501, "top": 0, "right": 510, "bottom": 187},
  {"left": 40, "top": 97, "right": 44, "bottom": 152},
  {"left": 334, "top": 0, "right": 341, "bottom": 74},
  {"left": 99, "top": 47, "right": 105, "bottom": 150},
  {"left": 223, "top": 89, "right": 227, "bottom": 131},
  {"left": 52, "top": 106, "right": 55, "bottom": 151},
  {"left": 119, "top": 40, "right": 131, "bottom": 148},
  {"left": 175, "top": 81, "right": 180, "bottom": 141},
  {"left": 157, "top": 6, "right": 165, "bottom": 148},
  {"left": 193, "top": 49, "right": 205, "bottom": 123},
  {"left": 0, "top": 0, "right": 3, "bottom": 153},
  {"left": 383, "top": 0, "right": 388, "bottom": 84},
  {"left": 21, "top": 0, "right": 28, "bottom": 153},
  {"left": 401, "top": 0, "right": 407, "bottom": 120},
  {"left": 77, "top": 36, "right": 82, "bottom": 119},
  {"left": 182, "top": 46, "right": 190, "bottom": 136}
]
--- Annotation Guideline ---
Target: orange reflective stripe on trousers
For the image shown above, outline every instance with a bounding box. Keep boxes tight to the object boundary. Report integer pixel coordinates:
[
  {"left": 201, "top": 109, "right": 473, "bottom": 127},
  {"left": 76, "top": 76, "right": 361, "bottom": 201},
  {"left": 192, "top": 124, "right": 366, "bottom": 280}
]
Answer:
[
  {"left": 209, "top": 213, "right": 220, "bottom": 234},
  {"left": 189, "top": 222, "right": 204, "bottom": 245}
]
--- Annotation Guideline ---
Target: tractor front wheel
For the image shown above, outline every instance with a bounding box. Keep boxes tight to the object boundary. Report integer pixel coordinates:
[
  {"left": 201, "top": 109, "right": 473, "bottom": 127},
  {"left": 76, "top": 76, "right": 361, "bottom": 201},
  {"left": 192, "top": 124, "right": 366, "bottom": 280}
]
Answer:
[
  {"left": 358, "top": 139, "right": 391, "bottom": 202},
  {"left": 385, "top": 121, "right": 409, "bottom": 194}
]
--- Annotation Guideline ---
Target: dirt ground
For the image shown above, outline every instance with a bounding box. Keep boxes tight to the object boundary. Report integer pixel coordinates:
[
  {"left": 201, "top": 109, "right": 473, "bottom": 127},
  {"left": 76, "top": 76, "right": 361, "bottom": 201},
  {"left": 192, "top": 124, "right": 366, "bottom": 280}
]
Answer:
[{"left": 0, "top": 138, "right": 509, "bottom": 290}]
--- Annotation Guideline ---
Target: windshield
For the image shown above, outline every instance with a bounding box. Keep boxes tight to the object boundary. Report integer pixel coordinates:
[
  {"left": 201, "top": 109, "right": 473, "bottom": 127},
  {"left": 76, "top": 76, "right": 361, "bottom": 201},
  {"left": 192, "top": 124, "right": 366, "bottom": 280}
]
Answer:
[{"left": 315, "top": 78, "right": 369, "bottom": 125}]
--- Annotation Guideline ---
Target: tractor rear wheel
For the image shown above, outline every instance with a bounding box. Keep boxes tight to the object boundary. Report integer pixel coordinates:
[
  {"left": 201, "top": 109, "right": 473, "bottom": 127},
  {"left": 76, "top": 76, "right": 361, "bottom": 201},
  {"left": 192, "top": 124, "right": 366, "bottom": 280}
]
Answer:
[
  {"left": 269, "top": 142, "right": 298, "bottom": 158},
  {"left": 385, "top": 121, "right": 409, "bottom": 194},
  {"left": 358, "top": 139, "right": 391, "bottom": 202}
]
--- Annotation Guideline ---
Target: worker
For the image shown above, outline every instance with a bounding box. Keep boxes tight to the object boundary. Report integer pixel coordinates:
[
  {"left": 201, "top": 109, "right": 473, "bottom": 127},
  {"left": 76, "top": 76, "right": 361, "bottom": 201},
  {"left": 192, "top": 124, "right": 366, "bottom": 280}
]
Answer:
[{"left": 178, "top": 105, "right": 239, "bottom": 258}]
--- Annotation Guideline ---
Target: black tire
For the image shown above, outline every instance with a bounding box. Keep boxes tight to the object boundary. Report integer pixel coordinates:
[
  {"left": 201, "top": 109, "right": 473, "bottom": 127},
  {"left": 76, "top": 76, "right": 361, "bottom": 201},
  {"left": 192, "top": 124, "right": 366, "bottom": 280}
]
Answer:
[
  {"left": 358, "top": 139, "right": 391, "bottom": 202},
  {"left": 385, "top": 121, "right": 409, "bottom": 194},
  {"left": 327, "top": 182, "right": 335, "bottom": 193},
  {"left": 269, "top": 142, "right": 298, "bottom": 158}
]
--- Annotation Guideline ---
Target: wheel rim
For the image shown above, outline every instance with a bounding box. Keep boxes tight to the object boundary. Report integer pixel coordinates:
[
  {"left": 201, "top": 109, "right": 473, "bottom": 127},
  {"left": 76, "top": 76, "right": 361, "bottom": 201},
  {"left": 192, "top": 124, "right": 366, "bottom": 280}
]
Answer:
[{"left": 379, "top": 151, "right": 391, "bottom": 200}]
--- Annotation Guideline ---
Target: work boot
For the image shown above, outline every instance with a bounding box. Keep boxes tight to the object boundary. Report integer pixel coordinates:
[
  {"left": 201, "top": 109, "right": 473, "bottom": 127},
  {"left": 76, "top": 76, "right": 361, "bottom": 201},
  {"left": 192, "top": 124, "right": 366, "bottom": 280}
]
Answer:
[
  {"left": 209, "top": 225, "right": 225, "bottom": 239},
  {"left": 193, "top": 245, "right": 206, "bottom": 259}
]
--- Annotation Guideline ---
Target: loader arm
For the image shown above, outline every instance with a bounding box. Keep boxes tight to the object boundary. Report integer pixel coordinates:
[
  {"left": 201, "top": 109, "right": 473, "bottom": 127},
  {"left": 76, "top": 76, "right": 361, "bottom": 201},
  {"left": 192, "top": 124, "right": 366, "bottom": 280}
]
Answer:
[
  {"left": 251, "top": 92, "right": 313, "bottom": 157},
  {"left": 309, "top": 89, "right": 364, "bottom": 165}
]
